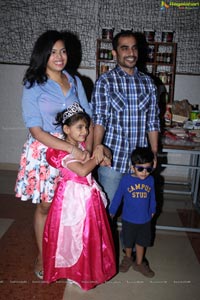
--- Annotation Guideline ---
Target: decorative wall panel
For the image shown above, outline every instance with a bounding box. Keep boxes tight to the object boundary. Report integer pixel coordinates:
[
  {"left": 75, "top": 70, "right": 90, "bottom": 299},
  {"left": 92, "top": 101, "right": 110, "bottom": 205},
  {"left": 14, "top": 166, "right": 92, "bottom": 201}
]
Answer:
[{"left": 0, "top": 0, "right": 199, "bottom": 73}]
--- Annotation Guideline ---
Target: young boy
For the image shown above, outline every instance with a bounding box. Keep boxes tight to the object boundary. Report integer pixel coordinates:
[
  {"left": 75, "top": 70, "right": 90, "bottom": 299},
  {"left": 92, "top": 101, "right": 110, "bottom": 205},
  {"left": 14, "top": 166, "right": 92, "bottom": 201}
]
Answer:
[{"left": 109, "top": 147, "right": 156, "bottom": 278}]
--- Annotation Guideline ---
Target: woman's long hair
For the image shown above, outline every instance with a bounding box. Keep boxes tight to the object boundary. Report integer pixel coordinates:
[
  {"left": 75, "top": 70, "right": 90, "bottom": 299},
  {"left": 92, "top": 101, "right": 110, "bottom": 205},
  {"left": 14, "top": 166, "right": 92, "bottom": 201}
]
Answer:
[{"left": 23, "top": 30, "right": 65, "bottom": 88}]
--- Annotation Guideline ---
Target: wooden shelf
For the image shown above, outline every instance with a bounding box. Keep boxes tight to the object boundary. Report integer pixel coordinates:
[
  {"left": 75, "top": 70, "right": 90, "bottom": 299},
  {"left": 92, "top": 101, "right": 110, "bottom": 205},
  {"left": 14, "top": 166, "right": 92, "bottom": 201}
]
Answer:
[{"left": 146, "top": 42, "right": 177, "bottom": 104}]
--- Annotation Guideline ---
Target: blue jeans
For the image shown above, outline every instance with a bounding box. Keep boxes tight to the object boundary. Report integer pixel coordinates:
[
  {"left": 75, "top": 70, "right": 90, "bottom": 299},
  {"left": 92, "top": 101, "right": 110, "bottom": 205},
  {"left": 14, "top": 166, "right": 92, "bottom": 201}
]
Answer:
[{"left": 97, "top": 166, "right": 124, "bottom": 206}]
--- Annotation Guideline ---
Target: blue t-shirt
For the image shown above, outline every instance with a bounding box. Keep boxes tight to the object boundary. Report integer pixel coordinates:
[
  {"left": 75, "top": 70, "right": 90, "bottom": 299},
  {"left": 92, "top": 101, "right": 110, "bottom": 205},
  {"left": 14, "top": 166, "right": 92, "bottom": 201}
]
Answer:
[
  {"left": 22, "top": 70, "right": 91, "bottom": 133},
  {"left": 109, "top": 173, "right": 156, "bottom": 224}
]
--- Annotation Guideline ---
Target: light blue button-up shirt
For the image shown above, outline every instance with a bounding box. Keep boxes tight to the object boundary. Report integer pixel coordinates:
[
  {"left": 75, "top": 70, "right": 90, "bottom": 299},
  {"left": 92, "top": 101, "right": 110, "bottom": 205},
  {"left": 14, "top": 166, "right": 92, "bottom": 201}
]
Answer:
[{"left": 22, "top": 71, "right": 91, "bottom": 133}]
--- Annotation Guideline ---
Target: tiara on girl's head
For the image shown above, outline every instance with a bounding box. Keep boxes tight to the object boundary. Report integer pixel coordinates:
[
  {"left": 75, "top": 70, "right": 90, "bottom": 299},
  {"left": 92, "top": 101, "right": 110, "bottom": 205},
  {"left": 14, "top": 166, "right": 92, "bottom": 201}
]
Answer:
[{"left": 62, "top": 102, "right": 84, "bottom": 123}]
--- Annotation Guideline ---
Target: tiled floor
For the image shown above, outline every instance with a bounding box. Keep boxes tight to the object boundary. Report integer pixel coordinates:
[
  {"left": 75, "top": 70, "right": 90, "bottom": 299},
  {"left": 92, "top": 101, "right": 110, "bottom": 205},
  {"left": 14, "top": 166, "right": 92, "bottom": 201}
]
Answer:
[{"left": 0, "top": 170, "right": 200, "bottom": 300}]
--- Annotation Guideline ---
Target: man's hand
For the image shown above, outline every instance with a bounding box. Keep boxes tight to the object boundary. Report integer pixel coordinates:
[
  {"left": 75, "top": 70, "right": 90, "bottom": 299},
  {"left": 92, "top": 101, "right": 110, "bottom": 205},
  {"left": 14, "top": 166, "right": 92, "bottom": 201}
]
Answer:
[
  {"left": 92, "top": 145, "right": 112, "bottom": 166},
  {"left": 153, "top": 154, "right": 157, "bottom": 169}
]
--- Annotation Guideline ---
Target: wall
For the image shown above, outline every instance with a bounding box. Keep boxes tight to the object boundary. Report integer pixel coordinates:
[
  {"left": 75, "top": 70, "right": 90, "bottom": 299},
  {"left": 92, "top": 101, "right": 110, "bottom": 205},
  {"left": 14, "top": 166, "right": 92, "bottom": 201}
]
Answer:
[
  {"left": 0, "top": 64, "right": 27, "bottom": 168},
  {"left": 0, "top": 0, "right": 199, "bottom": 74},
  {"left": 0, "top": 63, "right": 199, "bottom": 166},
  {"left": 174, "top": 74, "right": 200, "bottom": 105}
]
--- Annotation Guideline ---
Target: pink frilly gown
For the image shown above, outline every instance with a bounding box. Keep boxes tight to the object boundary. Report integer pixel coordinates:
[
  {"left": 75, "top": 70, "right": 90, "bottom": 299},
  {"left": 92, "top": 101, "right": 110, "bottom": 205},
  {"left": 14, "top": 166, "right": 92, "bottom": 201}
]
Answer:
[{"left": 43, "top": 147, "right": 116, "bottom": 290}]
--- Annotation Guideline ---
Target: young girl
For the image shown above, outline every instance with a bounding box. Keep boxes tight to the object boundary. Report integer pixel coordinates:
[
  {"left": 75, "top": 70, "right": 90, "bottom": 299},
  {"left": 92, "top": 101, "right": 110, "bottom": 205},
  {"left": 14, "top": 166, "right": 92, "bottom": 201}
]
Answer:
[{"left": 43, "top": 102, "right": 116, "bottom": 290}]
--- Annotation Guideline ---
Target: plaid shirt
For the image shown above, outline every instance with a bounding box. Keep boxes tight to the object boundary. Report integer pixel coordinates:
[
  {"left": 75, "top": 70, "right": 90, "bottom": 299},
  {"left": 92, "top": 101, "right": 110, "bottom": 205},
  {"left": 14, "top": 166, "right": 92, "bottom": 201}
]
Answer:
[{"left": 91, "top": 65, "right": 160, "bottom": 173}]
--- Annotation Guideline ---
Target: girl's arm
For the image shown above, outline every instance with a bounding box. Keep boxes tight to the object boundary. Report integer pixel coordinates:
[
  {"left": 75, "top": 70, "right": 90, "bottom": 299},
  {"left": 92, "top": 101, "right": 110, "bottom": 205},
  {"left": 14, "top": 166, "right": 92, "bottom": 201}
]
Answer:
[
  {"left": 65, "top": 144, "right": 105, "bottom": 177},
  {"left": 66, "top": 157, "right": 98, "bottom": 177}
]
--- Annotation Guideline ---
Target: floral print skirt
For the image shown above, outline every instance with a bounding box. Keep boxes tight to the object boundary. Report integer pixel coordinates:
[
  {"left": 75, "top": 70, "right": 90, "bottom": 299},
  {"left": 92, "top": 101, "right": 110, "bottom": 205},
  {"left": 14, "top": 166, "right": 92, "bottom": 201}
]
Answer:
[{"left": 15, "top": 133, "right": 63, "bottom": 204}]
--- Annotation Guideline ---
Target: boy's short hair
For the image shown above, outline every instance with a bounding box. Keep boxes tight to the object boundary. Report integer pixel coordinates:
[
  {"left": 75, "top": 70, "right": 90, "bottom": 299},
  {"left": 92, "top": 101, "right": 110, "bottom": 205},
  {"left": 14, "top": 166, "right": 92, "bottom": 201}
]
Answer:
[{"left": 131, "top": 147, "right": 154, "bottom": 165}]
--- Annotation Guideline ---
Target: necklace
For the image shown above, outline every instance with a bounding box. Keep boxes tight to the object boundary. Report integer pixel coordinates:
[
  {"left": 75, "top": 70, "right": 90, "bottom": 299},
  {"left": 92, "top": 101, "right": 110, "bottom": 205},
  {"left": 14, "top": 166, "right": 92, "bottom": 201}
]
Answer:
[
  {"left": 54, "top": 75, "right": 65, "bottom": 86},
  {"left": 48, "top": 73, "right": 68, "bottom": 87},
  {"left": 56, "top": 80, "right": 64, "bottom": 86}
]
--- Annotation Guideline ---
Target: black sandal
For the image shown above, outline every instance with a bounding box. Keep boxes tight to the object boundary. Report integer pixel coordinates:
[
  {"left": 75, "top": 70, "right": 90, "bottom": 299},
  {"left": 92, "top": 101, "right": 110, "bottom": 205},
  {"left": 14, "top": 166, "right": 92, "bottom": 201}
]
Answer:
[{"left": 34, "top": 258, "right": 43, "bottom": 280}]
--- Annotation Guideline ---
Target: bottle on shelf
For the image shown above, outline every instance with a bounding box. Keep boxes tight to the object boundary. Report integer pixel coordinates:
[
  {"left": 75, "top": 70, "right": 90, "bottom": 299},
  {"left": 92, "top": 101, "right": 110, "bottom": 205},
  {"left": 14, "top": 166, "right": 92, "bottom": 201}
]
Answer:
[
  {"left": 164, "top": 104, "right": 172, "bottom": 126},
  {"left": 96, "top": 39, "right": 177, "bottom": 104},
  {"left": 167, "top": 72, "right": 172, "bottom": 84},
  {"left": 100, "top": 64, "right": 109, "bottom": 74},
  {"left": 147, "top": 42, "right": 176, "bottom": 103},
  {"left": 147, "top": 45, "right": 155, "bottom": 62}
]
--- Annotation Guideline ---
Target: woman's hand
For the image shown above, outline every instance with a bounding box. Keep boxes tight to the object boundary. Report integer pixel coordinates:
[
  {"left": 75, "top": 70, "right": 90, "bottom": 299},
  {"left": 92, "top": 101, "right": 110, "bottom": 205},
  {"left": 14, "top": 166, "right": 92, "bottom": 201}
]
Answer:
[
  {"left": 72, "top": 146, "right": 88, "bottom": 161},
  {"left": 82, "top": 150, "right": 91, "bottom": 163}
]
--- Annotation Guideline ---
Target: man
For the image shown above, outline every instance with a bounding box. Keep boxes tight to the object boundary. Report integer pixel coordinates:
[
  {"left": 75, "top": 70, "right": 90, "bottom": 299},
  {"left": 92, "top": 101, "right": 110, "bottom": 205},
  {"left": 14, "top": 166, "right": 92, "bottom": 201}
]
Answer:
[{"left": 91, "top": 30, "right": 160, "bottom": 205}]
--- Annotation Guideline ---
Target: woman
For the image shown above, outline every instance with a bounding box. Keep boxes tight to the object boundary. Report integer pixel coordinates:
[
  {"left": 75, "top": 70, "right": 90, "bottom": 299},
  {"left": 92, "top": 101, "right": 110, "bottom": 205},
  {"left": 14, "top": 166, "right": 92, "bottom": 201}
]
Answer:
[{"left": 15, "top": 30, "right": 106, "bottom": 280}]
